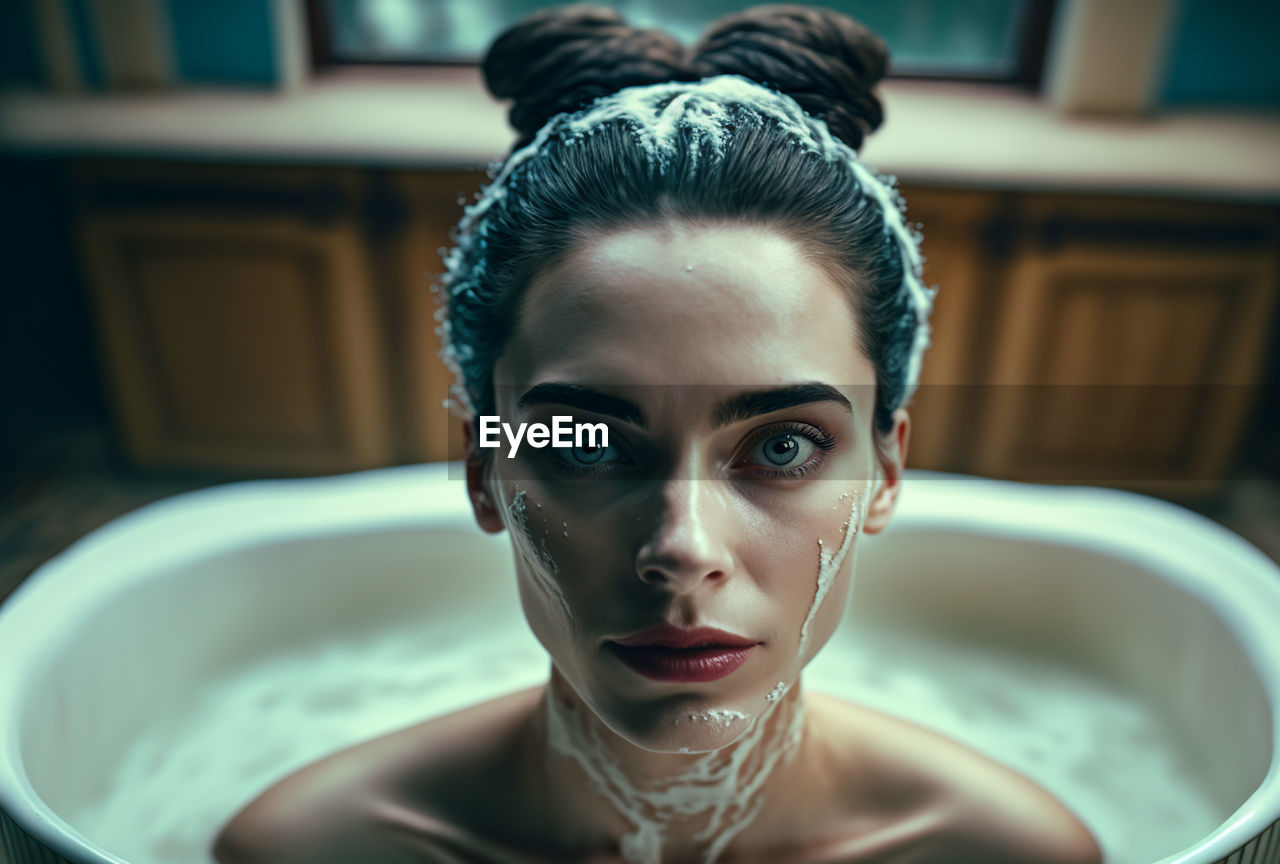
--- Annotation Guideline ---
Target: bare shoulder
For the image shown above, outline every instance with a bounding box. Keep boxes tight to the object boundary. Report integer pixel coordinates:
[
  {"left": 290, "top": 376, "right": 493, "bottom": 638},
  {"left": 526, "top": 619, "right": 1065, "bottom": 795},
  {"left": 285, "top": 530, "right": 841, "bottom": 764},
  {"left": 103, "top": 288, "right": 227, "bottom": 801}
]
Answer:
[
  {"left": 211, "top": 686, "right": 546, "bottom": 864},
  {"left": 938, "top": 754, "right": 1102, "bottom": 864},
  {"left": 811, "top": 693, "right": 1102, "bottom": 864},
  {"left": 210, "top": 760, "right": 416, "bottom": 864}
]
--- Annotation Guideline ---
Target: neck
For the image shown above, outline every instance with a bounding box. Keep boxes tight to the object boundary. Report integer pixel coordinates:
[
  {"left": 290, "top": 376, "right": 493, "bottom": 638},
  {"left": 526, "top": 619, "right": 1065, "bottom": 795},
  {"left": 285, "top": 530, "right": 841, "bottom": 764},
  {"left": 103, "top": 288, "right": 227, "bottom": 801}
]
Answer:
[{"left": 534, "top": 669, "right": 809, "bottom": 864}]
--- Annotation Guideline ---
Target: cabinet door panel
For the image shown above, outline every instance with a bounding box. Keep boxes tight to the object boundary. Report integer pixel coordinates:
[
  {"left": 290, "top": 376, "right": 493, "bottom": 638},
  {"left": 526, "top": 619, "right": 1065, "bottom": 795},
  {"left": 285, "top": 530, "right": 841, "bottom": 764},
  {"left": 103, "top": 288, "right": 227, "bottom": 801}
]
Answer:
[
  {"left": 81, "top": 215, "right": 392, "bottom": 473},
  {"left": 975, "top": 247, "right": 1277, "bottom": 494}
]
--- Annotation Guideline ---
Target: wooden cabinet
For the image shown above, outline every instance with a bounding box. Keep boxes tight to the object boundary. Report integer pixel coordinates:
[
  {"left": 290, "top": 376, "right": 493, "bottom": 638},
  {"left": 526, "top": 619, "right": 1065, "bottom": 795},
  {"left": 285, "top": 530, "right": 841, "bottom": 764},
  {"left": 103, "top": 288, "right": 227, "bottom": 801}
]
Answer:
[
  {"left": 971, "top": 195, "right": 1278, "bottom": 495},
  {"left": 381, "top": 171, "right": 476, "bottom": 464},
  {"left": 69, "top": 161, "right": 1279, "bottom": 496},
  {"left": 895, "top": 187, "right": 1006, "bottom": 472},
  {"left": 74, "top": 162, "right": 393, "bottom": 473}
]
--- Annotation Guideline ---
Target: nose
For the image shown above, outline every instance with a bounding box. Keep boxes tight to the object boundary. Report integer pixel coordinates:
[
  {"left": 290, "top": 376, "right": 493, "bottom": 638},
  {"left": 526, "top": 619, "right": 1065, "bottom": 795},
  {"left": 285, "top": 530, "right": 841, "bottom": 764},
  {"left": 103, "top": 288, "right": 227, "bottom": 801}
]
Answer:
[{"left": 634, "top": 479, "right": 736, "bottom": 594}]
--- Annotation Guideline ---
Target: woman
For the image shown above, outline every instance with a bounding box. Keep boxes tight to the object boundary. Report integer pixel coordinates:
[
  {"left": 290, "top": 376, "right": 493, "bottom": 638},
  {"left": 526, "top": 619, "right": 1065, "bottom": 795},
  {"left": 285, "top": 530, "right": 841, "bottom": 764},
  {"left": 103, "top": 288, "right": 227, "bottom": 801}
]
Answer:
[{"left": 214, "top": 5, "right": 1102, "bottom": 863}]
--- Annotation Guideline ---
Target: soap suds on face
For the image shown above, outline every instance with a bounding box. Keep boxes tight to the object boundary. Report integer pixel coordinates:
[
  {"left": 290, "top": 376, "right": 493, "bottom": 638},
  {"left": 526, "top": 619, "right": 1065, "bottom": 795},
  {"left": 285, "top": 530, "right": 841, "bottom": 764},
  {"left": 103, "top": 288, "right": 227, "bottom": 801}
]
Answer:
[
  {"left": 698, "top": 698, "right": 806, "bottom": 864},
  {"left": 546, "top": 690, "right": 804, "bottom": 864},
  {"left": 675, "top": 709, "right": 751, "bottom": 729},
  {"left": 797, "top": 491, "right": 861, "bottom": 657},
  {"left": 501, "top": 487, "right": 573, "bottom": 624},
  {"left": 764, "top": 682, "right": 788, "bottom": 703}
]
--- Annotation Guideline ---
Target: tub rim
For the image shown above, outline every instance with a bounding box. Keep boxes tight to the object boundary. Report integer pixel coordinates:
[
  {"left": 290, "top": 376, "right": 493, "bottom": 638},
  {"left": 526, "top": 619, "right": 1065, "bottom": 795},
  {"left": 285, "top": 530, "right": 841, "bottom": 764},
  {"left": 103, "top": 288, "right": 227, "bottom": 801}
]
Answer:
[{"left": 0, "top": 464, "right": 1277, "bottom": 864}]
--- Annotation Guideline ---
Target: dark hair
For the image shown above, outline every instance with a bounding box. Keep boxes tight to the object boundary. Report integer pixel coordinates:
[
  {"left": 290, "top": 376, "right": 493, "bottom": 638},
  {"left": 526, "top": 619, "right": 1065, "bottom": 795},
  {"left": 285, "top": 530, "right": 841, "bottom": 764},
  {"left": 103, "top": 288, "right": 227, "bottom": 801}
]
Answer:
[{"left": 440, "top": 4, "right": 926, "bottom": 449}]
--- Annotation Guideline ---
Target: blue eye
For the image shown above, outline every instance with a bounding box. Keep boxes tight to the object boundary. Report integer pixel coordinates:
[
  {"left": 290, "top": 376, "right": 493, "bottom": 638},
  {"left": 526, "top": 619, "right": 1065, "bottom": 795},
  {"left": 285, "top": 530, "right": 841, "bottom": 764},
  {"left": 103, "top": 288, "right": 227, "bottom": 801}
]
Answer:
[
  {"left": 569, "top": 443, "right": 610, "bottom": 464},
  {"left": 738, "top": 422, "right": 838, "bottom": 480},
  {"left": 752, "top": 432, "right": 815, "bottom": 467},
  {"left": 553, "top": 441, "right": 623, "bottom": 472}
]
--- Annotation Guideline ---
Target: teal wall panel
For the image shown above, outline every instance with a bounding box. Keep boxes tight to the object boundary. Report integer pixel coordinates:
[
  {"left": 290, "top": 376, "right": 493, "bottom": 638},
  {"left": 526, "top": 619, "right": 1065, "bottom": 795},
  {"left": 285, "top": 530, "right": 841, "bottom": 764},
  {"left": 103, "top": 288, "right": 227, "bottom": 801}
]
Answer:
[
  {"left": 1161, "top": 0, "right": 1280, "bottom": 107},
  {"left": 64, "top": 0, "right": 104, "bottom": 88},
  {"left": 166, "top": 0, "right": 278, "bottom": 86},
  {"left": 0, "top": 0, "right": 44, "bottom": 87}
]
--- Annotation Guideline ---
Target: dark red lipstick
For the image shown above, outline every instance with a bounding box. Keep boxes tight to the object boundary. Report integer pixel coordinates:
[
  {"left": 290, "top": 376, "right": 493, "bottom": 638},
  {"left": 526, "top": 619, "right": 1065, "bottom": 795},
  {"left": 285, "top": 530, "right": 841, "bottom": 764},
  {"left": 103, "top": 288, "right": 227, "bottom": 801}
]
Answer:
[{"left": 607, "top": 625, "right": 759, "bottom": 682}]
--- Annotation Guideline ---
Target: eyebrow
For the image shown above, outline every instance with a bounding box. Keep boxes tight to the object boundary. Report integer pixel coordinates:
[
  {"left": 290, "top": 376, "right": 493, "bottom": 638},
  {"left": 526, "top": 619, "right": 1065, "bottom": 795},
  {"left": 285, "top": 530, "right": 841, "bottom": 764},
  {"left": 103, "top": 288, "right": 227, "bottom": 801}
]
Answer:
[
  {"left": 517, "top": 383, "right": 647, "bottom": 426},
  {"left": 515, "top": 382, "right": 851, "bottom": 430},
  {"left": 710, "top": 383, "right": 853, "bottom": 429}
]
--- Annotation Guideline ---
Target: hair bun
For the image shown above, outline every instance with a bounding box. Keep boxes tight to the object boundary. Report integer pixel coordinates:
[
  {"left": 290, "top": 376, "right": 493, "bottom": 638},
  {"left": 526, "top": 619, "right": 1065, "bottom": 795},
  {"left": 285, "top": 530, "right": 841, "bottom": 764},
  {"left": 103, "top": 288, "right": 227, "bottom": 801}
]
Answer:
[
  {"left": 691, "top": 4, "right": 889, "bottom": 151},
  {"left": 482, "top": 4, "right": 691, "bottom": 151}
]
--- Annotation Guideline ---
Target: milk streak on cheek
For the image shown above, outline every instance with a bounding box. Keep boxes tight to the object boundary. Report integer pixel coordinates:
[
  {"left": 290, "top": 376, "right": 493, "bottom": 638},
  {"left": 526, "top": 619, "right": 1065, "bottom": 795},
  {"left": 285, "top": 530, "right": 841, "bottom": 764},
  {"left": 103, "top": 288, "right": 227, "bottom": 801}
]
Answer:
[
  {"left": 499, "top": 485, "right": 573, "bottom": 625},
  {"left": 797, "top": 490, "right": 861, "bottom": 657},
  {"left": 546, "top": 687, "right": 805, "bottom": 864}
]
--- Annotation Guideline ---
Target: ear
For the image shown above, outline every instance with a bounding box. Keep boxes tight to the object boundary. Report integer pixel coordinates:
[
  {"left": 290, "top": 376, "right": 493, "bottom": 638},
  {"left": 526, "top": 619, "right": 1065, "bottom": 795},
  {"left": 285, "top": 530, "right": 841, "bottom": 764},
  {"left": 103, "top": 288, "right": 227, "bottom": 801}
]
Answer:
[
  {"left": 862, "top": 408, "right": 909, "bottom": 535},
  {"left": 462, "top": 418, "right": 506, "bottom": 534}
]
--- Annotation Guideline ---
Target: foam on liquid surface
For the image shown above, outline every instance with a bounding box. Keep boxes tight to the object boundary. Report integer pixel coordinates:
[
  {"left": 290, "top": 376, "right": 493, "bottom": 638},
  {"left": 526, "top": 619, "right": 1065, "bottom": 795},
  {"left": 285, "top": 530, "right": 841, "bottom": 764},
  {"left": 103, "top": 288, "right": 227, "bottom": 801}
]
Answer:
[{"left": 66, "top": 620, "right": 1219, "bottom": 864}]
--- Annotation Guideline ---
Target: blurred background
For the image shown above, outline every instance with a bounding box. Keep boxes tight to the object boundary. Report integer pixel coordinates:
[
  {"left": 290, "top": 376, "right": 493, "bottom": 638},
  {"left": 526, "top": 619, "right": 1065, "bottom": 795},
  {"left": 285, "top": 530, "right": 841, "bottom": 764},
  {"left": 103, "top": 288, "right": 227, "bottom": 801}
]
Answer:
[{"left": 1, "top": 0, "right": 1278, "bottom": 604}]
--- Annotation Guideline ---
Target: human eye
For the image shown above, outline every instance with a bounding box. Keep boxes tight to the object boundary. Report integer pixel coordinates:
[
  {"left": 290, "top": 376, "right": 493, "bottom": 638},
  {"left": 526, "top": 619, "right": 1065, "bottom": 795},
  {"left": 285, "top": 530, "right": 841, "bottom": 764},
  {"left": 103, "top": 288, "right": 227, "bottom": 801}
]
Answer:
[
  {"left": 547, "top": 438, "right": 631, "bottom": 477},
  {"left": 736, "top": 422, "right": 837, "bottom": 480}
]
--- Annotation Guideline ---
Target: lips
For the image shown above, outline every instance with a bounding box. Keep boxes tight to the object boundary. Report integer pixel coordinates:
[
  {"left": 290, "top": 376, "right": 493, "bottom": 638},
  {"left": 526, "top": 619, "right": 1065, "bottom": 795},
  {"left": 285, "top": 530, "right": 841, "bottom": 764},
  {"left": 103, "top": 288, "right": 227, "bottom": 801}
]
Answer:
[{"left": 607, "top": 625, "right": 759, "bottom": 682}]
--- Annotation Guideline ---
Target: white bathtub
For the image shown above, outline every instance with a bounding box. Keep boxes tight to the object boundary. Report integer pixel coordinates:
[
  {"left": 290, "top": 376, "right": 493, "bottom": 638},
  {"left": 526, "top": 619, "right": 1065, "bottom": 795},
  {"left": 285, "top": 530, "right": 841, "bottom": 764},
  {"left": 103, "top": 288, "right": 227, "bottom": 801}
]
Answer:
[{"left": 0, "top": 465, "right": 1277, "bottom": 864}]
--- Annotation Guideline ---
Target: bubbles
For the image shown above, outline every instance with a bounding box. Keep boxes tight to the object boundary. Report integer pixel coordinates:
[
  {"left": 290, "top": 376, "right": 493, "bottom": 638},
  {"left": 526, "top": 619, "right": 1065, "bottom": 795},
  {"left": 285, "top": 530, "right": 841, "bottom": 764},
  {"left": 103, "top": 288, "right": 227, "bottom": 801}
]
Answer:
[
  {"left": 675, "top": 709, "right": 751, "bottom": 729},
  {"left": 562, "top": 77, "right": 801, "bottom": 169},
  {"left": 69, "top": 605, "right": 1219, "bottom": 864},
  {"left": 845, "top": 157, "right": 933, "bottom": 398}
]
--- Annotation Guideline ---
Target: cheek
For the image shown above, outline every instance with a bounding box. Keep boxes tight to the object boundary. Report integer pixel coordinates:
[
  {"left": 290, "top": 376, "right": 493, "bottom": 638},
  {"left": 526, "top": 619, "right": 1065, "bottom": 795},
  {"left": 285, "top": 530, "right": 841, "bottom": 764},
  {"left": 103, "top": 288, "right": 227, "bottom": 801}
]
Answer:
[
  {"left": 740, "top": 486, "right": 863, "bottom": 657},
  {"left": 496, "top": 478, "right": 633, "bottom": 640},
  {"left": 796, "top": 488, "right": 865, "bottom": 658},
  {"left": 795, "top": 539, "right": 859, "bottom": 663},
  {"left": 496, "top": 481, "right": 576, "bottom": 648}
]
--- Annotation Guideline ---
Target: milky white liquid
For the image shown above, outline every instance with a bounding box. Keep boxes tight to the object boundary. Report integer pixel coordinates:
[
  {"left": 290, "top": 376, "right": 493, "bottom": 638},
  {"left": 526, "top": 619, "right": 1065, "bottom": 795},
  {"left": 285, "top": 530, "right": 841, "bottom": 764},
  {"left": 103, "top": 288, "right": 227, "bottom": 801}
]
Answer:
[
  {"left": 64, "top": 620, "right": 1219, "bottom": 864},
  {"left": 545, "top": 680, "right": 802, "bottom": 864}
]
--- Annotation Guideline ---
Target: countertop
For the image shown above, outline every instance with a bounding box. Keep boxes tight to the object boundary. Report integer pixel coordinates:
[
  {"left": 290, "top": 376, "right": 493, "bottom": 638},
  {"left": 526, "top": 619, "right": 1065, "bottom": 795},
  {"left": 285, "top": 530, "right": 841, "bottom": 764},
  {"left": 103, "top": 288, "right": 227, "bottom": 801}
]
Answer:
[{"left": 2, "top": 67, "right": 1279, "bottom": 202}]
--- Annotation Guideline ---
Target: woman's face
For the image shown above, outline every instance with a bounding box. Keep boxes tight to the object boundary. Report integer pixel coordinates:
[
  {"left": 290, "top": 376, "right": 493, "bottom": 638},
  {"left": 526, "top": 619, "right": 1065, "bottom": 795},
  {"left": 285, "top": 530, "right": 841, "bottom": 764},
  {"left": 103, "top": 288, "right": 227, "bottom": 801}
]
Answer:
[{"left": 466, "top": 220, "right": 907, "bottom": 753}]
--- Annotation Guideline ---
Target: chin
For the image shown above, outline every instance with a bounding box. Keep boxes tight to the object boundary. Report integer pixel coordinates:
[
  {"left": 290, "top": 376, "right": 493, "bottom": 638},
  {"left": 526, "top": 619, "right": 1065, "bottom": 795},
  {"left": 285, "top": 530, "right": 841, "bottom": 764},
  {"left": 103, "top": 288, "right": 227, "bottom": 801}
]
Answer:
[
  {"left": 596, "top": 689, "right": 762, "bottom": 752},
  {"left": 658, "top": 725, "right": 750, "bottom": 754}
]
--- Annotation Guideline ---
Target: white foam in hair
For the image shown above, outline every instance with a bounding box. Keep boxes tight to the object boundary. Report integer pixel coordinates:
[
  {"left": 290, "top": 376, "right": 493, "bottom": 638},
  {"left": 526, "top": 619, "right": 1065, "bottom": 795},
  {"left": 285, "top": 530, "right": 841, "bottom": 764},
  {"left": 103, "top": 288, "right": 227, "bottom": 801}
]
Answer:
[{"left": 438, "top": 74, "right": 937, "bottom": 411}]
